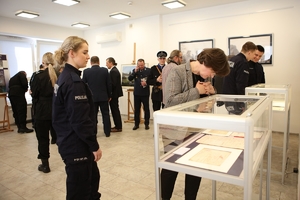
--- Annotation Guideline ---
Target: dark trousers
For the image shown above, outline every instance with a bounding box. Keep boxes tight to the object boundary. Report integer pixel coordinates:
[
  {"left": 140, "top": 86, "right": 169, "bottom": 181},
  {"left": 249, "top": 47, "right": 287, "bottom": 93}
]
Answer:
[
  {"left": 94, "top": 101, "right": 111, "bottom": 136},
  {"left": 64, "top": 155, "right": 101, "bottom": 200},
  {"left": 109, "top": 97, "right": 122, "bottom": 129},
  {"left": 50, "top": 125, "right": 57, "bottom": 142},
  {"left": 152, "top": 100, "right": 164, "bottom": 111},
  {"left": 134, "top": 95, "right": 150, "bottom": 126},
  {"left": 161, "top": 169, "right": 201, "bottom": 200},
  {"left": 9, "top": 95, "right": 27, "bottom": 128},
  {"left": 35, "top": 119, "right": 54, "bottom": 159}
]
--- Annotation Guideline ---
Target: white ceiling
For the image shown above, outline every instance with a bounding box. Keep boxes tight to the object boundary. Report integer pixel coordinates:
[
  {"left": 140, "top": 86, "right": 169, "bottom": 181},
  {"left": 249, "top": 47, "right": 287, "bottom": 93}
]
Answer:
[{"left": 0, "top": 0, "right": 246, "bottom": 30}]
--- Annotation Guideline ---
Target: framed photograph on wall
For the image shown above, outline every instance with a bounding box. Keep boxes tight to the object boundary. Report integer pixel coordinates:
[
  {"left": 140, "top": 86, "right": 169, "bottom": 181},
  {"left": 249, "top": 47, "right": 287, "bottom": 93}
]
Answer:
[
  {"left": 179, "top": 39, "right": 214, "bottom": 64},
  {"left": 121, "top": 63, "right": 149, "bottom": 87},
  {"left": 228, "top": 34, "right": 273, "bottom": 64}
]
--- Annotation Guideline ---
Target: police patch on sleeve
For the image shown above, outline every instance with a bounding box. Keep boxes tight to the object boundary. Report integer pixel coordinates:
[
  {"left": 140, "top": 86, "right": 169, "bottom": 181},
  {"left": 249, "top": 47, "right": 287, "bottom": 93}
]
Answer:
[{"left": 74, "top": 95, "right": 87, "bottom": 101}]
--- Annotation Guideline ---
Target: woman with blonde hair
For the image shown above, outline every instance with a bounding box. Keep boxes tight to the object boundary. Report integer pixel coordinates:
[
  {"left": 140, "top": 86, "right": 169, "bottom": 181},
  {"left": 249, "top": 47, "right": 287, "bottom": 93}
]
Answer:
[
  {"left": 52, "top": 36, "right": 102, "bottom": 200},
  {"left": 31, "top": 52, "right": 57, "bottom": 173}
]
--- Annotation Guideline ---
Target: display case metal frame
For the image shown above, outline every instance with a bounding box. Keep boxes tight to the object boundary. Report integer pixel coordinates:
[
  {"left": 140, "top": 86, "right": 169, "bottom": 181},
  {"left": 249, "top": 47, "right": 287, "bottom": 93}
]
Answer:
[
  {"left": 154, "top": 95, "right": 272, "bottom": 200},
  {"left": 245, "top": 83, "right": 291, "bottom": 184}
]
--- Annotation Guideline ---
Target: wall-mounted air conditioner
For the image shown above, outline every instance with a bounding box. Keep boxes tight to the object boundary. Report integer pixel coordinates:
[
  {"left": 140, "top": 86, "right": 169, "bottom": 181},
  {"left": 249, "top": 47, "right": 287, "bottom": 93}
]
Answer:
[{"left": 96, "top": 32, "right": 122, "bottom": 44}]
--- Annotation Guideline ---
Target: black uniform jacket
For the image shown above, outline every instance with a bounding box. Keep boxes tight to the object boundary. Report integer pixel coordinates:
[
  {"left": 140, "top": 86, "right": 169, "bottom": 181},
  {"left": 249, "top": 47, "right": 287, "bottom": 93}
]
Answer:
[
  {"left": 31, "top": 68, "right": 53, "bottom": 120},
  {"left": 128, "top": 67, "right": 150, "bottom": 96},
  {"left": 222, "top": 53, "right": 249, "bottom": 95},
  {"left": 109, "top": 66, "right": 123, "bottom": 99},
  {"left": 248, "top": 61, "right": 265, "bottom": 86},
  {"left": 52, "top": 63, "right": 99, "bottom": 159},
  {"left": 147, "top": 64, "right": 163, "bottom": 101},
  {"left": 82, "top": 65, "right": 112, "bottom": 102},
  {"left": 8, "top": 72, "right": 28, "bottom": 97}
]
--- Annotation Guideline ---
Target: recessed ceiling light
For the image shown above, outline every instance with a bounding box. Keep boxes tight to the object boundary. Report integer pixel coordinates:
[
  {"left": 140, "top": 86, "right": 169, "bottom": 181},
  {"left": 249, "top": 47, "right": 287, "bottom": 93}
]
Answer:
[
  {"left": 15, "top": 10, "right": 39, "bottom": 19},
  {"left": 109, "top": 12, "right": 131, "bottom": 20},
  {"left": 162, "top": 0, "right": 186, "bottom": 9},
  {"left": 71, "top": 22, "right": 90, "bottom": 28},
  {"left": 52, "top": 0, "right": 80, "bottom": 6}
]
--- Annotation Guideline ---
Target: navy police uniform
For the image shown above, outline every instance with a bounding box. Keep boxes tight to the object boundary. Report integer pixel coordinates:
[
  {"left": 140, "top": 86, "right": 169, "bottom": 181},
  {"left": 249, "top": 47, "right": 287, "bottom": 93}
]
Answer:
[
  {"left": 248, "top": 60, "right": 265, "bottom": 86},
  {"left": 52, "top": 63, "right": 101, "bottom": 200},
  {"left": 128, "top": 67, "right": 151, "bottom": 127},
  {"left": 222, "top": 53, "right": 250, "bottom": 95}
]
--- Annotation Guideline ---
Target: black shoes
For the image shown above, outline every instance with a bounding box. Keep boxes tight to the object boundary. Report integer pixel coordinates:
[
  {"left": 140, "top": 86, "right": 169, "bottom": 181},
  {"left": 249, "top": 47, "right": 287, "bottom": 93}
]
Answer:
[
  {"left": 38, "top": 159, "right": 50, "bottom": 173},
  {"left": 145, "top": 125, "right": 150, "bottom": 130},
  {"left": 111, "top": 127, "right": 122, "bottom": 132},
  {"left": 132, "top": 126, "right": 139, "bottom": 130},
  {"left": 18, "top": 128, "right": 34, "bottom": 133}
]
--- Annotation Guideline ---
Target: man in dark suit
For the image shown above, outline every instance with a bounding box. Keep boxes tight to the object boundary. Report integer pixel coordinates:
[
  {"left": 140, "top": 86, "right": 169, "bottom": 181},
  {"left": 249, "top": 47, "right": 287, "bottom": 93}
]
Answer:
[
  {"left": 128, "top": 59, "right": 151, "bottom": 130},
  {"left": 248, "top": 45, "right": 266, "bottom": 86},
  {"left": 106, "top": 57, "right": 123, "bottom": 132},
  {"left": 83, "top": 56, "right": 112, "bottom": 137}
]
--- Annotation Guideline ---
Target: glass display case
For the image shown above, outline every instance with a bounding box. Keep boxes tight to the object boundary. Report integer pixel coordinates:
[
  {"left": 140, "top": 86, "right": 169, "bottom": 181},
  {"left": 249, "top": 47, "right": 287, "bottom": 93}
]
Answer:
[
  {"left": 154, "top": 95, "right": 272, "bottom": 200},
  {"left": 245, "top": 83, "right": 291, "bottom": 184}
]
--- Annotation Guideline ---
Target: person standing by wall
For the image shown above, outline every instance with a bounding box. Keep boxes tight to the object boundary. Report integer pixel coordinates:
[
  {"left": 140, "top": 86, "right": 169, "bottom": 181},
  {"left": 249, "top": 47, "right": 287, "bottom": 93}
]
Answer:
[
  {"left": 128, "top": 58, "right": 151, "bottom": 130},
  {"left": 106, "top": 57, "right": 123, "bottom": 132},
  {"left": 222, "top": 41, "right": 257, "bottom": 95},
  {"left": 162, "top": 48, "right": 230, "bottom": 200},
  {"left": 31, "top": 52, "right": 57, "bottom": 173},
  {"left": 147, "top": 51, "right": 167, "bottom": 111},
  {"left": 8, "top": 71, "right": 33, "bottom": 133},
  {"left": 83, "top": 56, "right": 112, "bottom": 137},
  {"left": 53, "top": 36, "right": 102, "bottom": 200},
  {"left": 162, "top": 50, "right": 183, "bottom": 105}
]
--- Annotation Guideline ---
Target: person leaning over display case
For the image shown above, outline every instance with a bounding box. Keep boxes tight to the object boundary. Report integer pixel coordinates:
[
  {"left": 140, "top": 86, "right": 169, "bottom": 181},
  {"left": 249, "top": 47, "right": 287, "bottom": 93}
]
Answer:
[
  {"left": 248, "top": 45, "right": 266, "bottom": 86},
  {"left": 52, "top": 36, "right": 102, "bottom": 200},
  {"left": 147, "top": 51, "right": 167, "bottom": 111},
  {"left": 162, "top": 48, "right": 230, "bottom": 200},
  {"left": 128, "top": 58, "right": 151, "bottom": 130},
  {"left": 162, "top": 49, "right": 183, "bottom": 105},
  {"left": 222, "top": 41, "right": 257, "bottom": 95}
]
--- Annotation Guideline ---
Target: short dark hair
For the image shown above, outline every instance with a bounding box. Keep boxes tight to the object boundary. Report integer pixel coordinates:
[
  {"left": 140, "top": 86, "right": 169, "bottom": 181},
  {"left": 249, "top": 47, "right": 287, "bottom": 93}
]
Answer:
[
  {"left": 197, "top": 48, "right": 230, "bottom": 77},
  {"left": 106, "top": 57, "right": 117, "bottom": 65},
  {"left": 91, "top": 56, "right": 100, "bottom": 64},
  {"left": 241, "top": 42, "right": 257, "bottom": 53},
  {"left": 256, "top": 45, "right": 265, "bottom": 53},
  {"left": 137, "top": 58, "right": 145, "bottom": 63}
]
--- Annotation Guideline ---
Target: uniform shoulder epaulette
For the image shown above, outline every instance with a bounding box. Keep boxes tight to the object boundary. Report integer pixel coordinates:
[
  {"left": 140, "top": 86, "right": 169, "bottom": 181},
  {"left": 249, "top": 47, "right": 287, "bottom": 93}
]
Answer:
[{"left": 70, "top": 72, "right": 81, "bottom": 82}]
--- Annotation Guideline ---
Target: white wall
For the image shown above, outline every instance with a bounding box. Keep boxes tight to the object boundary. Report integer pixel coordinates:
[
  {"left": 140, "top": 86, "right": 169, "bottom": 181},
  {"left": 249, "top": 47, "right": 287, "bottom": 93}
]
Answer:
[
  {"left": 161, "top": 0, "right": 300, "bottom": 133},
  {"left": 0, "top": 0, "right": 299, "bottom": 133}
]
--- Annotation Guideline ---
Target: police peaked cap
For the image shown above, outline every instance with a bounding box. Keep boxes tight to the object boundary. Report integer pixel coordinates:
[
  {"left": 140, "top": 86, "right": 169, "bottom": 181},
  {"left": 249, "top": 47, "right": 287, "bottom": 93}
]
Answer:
[{"left": 157, "top": 51, "right": 167, "bottom": 58}]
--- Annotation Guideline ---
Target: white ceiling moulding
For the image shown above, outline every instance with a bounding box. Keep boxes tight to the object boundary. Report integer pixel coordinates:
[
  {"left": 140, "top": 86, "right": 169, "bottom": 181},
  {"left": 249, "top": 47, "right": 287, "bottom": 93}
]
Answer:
[
  {"left": 52, "top": 0, "right": 80, "bottom": 6},
  {"left": 71, "top": 22, "right": 90, "bottom": 28},
  {"left": 109, "top": 12, "right": 131, "bottom": 20},
  {"left": 96, "top": 32, "right": 122, "bottom": 44},
  {"left": 162, "top": 0, "right": 186, "bottom": 9},
  {"left": 15, "top": 10, "right": 39, "bottom": 19}
]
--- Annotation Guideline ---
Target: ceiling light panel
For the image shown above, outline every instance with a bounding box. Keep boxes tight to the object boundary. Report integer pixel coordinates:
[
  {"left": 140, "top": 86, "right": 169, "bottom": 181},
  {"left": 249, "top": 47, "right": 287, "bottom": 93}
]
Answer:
[
  {"left": 109, "top": 12, "right": 131, "bottom": 20},
  {"left": 52, "top": 0, "right": 80, "bottom": 6},
  {"left": 15, "top": 10, "right": 39, "bottom": 18},
  {"left": 71, "top": 22, "right": 90, "bottom": 28},
  {"left": 162, "top": 0, "right": 186, "bottom": 9}
]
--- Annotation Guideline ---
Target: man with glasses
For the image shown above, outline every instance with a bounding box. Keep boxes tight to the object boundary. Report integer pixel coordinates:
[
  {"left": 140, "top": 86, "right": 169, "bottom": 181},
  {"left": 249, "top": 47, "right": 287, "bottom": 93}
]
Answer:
[{"left": 147, "top": 51, "right": 167, "bottom": 111}]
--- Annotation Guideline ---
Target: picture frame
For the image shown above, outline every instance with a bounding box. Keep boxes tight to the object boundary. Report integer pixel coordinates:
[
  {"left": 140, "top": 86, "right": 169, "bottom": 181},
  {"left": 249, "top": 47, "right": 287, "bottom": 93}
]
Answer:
[
  {"left": 179, "top": 39, "right": 214, "bottom": 64},
  {"left": 228, "top": 34, "right": 273, "bottom": 64},
  {"left": 121, "top": 63, "right": 149, "bottom": 87}
]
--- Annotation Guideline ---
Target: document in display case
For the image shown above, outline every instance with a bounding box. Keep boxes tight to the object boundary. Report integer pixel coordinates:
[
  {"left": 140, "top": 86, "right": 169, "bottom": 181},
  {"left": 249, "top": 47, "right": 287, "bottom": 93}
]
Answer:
[
  {"left": 154, "top": 95, "right": 272, "bottom": 200},
  {"left": 245, "top": 83, "right": 291, "bottom": 184}
]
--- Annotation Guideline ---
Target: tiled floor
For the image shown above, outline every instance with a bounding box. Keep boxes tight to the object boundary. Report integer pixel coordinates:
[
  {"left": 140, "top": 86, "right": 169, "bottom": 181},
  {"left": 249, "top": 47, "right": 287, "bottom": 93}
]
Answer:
[{"left": 0, "top": 116, "right": 298, "bottom": 200}]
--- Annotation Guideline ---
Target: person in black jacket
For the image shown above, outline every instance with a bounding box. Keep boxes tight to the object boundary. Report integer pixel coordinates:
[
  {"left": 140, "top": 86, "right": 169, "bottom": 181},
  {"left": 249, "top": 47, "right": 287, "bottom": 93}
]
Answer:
[
  {"left": 53, "top": 36, "right": 102, "bottom": 200},
  {"left": 222, "top": 41, "right": 257, "bottom": 95},
  {"left": 83, "top": 56, "right": 112, "bottom": 137},
  {"left": 147, "top": 51, "right": 167, "bottom": 111},
  {"left": 106, "top": 57, "right": 123, "bottom": 132},
  {"left": 31, "top": 52, "right": 57, "bottom": 173},
  {"left": 8, "top": 71, "right": 33, "bottom": 133},
  {"left": 248, "top": 45, "right": 266, "bottom": 86},
  {"left": 128, "top": 58, "right": 151, "bottom": 130}
]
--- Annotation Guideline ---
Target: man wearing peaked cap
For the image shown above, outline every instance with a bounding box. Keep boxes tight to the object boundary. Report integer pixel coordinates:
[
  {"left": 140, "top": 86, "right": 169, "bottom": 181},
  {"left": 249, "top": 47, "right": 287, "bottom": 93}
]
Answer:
[{"left": 147, "top": 51, "right": 167, "bottom": 112}]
